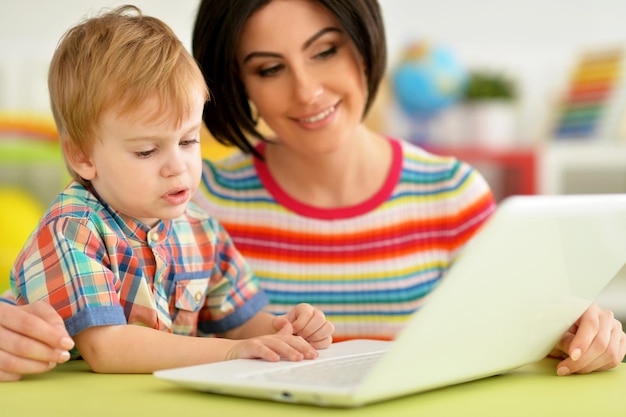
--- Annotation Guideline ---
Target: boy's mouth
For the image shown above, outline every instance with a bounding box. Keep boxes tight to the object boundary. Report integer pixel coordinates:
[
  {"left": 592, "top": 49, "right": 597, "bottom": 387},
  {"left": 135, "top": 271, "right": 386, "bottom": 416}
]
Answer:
[{"left": 162, "top": 187, "right": 190, "bottom": 205}]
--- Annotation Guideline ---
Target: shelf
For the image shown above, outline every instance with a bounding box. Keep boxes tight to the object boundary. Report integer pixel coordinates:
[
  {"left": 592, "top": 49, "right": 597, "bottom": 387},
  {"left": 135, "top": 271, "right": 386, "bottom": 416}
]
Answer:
[{"left": 425, "top": 145, "right": 537, "bottom": 201}]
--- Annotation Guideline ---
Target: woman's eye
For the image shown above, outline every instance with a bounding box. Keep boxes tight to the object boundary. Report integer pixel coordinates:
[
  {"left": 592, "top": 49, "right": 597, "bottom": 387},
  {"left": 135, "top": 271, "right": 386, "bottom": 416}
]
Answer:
[
  {"left": 258, "top": 64, "right": 282, "bottom": 77},
  {"left": 316, "top": 46, "right": 337, "bottom": 59}
]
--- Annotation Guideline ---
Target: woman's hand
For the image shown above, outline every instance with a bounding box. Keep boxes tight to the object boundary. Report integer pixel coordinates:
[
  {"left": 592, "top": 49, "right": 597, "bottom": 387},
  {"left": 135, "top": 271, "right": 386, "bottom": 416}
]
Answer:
[
  {"left": 550, "top": 302, "right": 626, "bottom": 375},
  {"left": 0, "top": 301, "right": 74, "bottom": 382}
]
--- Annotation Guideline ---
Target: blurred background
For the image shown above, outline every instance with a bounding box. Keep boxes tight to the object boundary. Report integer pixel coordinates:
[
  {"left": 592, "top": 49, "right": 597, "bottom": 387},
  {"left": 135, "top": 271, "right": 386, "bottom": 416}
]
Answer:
[{"left": 1, "top": 0, "right": 625, "bottom": 321}]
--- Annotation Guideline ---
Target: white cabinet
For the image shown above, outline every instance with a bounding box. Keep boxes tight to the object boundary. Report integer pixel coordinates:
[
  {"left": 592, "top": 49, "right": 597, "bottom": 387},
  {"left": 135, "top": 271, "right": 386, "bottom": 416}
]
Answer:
[{"left": 539, "top": 143, "right": 626, "bottom": 195}]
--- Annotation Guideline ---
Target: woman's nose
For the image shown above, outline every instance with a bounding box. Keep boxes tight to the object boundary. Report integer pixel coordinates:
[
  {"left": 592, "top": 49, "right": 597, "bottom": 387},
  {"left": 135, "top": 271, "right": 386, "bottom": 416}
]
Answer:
[{"left": 292, "top": 69, "right": 324, "bottom": 105}]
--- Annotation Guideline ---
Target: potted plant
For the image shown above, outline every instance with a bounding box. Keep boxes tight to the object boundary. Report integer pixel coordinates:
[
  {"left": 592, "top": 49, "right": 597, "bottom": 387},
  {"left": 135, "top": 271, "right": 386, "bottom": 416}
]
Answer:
[{"left": 462, "top": 70, "right": 519, "bottom": 146}]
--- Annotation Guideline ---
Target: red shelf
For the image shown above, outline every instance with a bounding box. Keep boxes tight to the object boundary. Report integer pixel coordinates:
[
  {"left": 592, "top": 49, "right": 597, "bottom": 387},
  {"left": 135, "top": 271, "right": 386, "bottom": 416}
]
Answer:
[{"left": 424, "top": 145, "right": 537, "bottom": 201}]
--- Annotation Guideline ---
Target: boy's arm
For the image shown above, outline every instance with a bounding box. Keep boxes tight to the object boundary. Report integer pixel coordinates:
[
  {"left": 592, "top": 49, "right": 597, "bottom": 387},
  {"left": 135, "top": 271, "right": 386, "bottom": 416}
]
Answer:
[
  {"left": 222, "top": 304, "right": 334, "bottom": 349},
  {"left": 220, "top": 310, "right": 283, "bottom": 339},
  {"left": 73, "top": 323, "right": 318, "bottom": 374}
]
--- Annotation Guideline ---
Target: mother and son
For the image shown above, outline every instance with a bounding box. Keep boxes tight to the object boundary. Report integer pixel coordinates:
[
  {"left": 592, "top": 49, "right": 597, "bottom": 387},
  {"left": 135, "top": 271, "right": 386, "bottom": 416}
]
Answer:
[{"left": 1, "top": 0, "right": 624, "bottom": 382}]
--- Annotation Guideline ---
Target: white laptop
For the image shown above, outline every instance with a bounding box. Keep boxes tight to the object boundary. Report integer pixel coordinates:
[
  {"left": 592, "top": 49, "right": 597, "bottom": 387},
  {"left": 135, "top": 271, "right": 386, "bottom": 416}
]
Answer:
[{"left": 154, "top": 194, "right": 626, "bottom": 407}]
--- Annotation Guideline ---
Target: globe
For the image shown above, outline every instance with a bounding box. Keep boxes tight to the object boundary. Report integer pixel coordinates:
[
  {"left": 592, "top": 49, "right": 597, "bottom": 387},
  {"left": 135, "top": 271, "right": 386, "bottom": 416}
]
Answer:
[{"left": 391, "top": 42, "right": 467, "bottom": 116}]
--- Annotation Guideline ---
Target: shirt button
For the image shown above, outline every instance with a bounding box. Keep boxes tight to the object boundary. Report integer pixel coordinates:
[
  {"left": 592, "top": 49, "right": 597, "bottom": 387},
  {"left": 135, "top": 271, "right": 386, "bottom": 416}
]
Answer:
[
  {"left": 194, "top": 291, "right": 203, "bottom": 302},
  {"left": 150, "top": 231, "right": 159, "bottom": 242}
]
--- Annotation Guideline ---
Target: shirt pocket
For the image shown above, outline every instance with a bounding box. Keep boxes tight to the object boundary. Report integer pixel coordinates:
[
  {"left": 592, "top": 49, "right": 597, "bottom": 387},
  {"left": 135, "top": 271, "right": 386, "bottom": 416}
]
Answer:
[{"left": 174, "top": 274, "right": 210, "bottom": 313}]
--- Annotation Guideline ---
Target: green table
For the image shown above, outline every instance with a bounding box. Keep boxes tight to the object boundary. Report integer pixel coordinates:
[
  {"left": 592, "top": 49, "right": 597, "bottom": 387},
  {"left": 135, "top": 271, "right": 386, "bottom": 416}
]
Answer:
[{"left": 3, "top": 358, "right": 625, "bottom": 416}]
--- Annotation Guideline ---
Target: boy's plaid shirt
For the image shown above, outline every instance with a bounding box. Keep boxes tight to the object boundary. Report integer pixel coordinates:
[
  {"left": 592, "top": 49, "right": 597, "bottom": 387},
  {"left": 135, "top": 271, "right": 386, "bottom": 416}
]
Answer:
[{"left": 10, "top": 181, "right": 267, "bottom": 336}]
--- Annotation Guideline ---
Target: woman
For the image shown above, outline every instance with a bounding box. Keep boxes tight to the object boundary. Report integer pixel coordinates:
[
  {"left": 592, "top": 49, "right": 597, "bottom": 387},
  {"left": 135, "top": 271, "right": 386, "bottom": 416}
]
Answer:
[
  {"left": 191, "top": 0, "right": 625, "bottom": 376},
  {"left": 193, "top": 0, "right": 495, "bottom": 342}
]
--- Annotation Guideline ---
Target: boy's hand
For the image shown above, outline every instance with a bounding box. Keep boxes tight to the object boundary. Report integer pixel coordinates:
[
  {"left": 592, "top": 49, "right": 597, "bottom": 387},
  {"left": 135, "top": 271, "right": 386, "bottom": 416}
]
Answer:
[
  {"left": 226, "top": 324, "right": 319, "bottom": 362},
  {"left": 276, "top": 303, "right": 334, "bottom": 349},
  {"left": 551, "top": 302, "right": 626, "bottom": 376},
  {"left": 0, "top": 301, "right": 74, "bottom": 381}
]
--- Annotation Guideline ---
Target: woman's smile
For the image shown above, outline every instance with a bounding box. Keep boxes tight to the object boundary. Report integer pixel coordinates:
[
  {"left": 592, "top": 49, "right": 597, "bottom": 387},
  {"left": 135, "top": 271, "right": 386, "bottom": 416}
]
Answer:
[{"left": 292, "top": 103, "right": 339, "bottom": 129}]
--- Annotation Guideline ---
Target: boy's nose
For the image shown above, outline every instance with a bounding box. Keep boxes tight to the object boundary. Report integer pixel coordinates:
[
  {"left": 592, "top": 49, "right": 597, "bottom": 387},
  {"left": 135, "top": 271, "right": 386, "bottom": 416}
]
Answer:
[{"left": 162, "top": 152, "right": 186, "bottom": 177}]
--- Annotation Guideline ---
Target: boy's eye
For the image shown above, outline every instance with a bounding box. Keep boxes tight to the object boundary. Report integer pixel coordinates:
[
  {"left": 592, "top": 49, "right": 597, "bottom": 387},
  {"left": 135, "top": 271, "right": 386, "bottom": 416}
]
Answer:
[
  {"left": 135, "top": 149, "right": 155, "bottom": 158},
  {"left": 180, "top": 138, "right": 200, "bottom": 147}
]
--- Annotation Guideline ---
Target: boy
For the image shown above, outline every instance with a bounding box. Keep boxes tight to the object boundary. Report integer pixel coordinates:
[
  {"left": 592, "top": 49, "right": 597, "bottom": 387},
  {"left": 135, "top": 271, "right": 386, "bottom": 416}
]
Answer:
[{"left": 8, "top": 5, "right": 333, "bottom": 375}]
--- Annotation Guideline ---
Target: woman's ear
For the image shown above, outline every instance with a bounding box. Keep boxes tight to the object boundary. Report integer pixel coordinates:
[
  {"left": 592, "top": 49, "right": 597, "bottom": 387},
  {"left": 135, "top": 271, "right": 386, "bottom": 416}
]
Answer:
[{"left": 63, "top": 139, "right": 96, "bottom": 181}]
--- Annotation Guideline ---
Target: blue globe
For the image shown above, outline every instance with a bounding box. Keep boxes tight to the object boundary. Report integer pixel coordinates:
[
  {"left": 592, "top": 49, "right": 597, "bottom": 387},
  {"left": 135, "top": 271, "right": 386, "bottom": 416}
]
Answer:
[{"left": 391, "top": 43, "right": 467, "bottom": 116}]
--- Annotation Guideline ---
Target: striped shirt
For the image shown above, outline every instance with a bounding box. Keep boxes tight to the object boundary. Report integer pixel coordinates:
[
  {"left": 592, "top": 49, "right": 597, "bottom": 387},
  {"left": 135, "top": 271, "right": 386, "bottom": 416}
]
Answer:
[
  {"left": 196, "top": 138, "right": 496, "bottom": 341},
  {"left": 10, "top": 182, "right": 266, "bottom": 337}
]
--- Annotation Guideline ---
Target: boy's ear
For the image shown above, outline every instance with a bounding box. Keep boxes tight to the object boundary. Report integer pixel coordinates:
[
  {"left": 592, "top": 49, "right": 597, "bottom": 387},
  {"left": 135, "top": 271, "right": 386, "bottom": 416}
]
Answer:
[{"left": 63, "top": 139, "right": 96, "bottom": 181}]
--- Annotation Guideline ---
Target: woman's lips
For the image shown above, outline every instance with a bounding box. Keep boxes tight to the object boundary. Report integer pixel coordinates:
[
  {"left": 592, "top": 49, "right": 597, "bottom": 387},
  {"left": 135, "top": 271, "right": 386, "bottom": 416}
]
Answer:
[
  {"left": 298, "top": 105, "right": 336, "bottom": 123},
  {"left": 293, "top": 103, "right": 339, "bottom": 129}
]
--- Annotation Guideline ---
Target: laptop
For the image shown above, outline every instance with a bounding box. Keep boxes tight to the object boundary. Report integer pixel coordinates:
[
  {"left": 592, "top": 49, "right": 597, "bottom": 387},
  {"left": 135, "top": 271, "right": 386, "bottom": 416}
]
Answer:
[{"left": 154, "top": 194, "right": 626, "bottom": 407}]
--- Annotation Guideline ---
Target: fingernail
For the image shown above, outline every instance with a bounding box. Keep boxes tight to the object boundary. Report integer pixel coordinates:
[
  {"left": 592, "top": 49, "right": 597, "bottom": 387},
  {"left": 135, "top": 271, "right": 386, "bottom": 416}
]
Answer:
[
  {"left": 48, "top": 361, "right": 57, "bottom": 369},
  {"left": 571, "top": 348, "right": 581, "bottom": 361},
  {"left": 557, "top": 366, "right": 570, "bottom": 376},
  {"left": 57, "top": 350, "right": 71, "bottom": 363},
  {"left": 61, "top": 337, "right": 75, "bottom": 350}
]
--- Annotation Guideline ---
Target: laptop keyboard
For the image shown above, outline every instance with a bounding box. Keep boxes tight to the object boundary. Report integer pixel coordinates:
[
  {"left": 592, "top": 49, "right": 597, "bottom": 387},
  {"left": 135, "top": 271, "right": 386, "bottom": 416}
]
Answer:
[{"left": 247, "top": 352, "right": 385, "bottom": 387}]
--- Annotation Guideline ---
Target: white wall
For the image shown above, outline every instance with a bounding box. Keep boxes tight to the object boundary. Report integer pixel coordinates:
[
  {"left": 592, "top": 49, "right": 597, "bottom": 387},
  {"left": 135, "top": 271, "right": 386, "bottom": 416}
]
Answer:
[
  {"left": 2, "top": 0, "right": 626, "bottom": 140},
  {"left": 0, "top": 0, "right": 200, "bottom": 110},
  {"left": 381, "top": 0, "right": 626, "bottom": 141}
]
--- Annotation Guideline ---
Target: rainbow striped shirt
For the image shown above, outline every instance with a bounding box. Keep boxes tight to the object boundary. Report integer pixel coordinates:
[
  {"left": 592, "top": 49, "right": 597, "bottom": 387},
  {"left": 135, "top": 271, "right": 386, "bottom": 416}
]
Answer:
[{"left": 196, "top": 138, "right": 496, "bottom": 341}]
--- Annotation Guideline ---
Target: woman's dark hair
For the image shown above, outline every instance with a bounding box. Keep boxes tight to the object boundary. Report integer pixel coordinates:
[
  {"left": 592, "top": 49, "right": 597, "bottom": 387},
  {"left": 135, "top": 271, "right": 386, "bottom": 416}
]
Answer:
[{"left": 192, "top": 0, "right": 387, "bottom": 158}]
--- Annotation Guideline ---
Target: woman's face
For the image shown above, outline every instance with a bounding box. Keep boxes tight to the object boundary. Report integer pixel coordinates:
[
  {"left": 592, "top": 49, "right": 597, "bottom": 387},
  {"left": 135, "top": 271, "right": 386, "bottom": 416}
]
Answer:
[{"left": 236, "top": 0, "right": 368, "bottom": 155}]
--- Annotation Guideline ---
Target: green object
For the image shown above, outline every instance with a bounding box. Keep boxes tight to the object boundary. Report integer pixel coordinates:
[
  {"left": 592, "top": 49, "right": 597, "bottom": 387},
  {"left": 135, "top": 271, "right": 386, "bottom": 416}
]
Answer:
[
  {"left": 0, "top": 140, "right": 67, "bottom": 206},
  {"left": 2, "top": 359, "right": 626, "bottom": 416},
  {"left": 0, "top": 139, "right": 62, "bottom": 162},
  {"left": 464, "top": 70, "right": 517, "bottom": 102}
]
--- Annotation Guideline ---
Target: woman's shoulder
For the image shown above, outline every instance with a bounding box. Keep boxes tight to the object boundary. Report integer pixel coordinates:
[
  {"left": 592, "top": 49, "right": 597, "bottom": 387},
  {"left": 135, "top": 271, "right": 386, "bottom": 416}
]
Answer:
[
  {"left": 391, "top": 137, "right": 492, "bottom": 196},
  {"left": 201, "top": 150, "right": 262, "bottom": 188},
  {"left": 199, "top": 149, "right": 269, "bottom": 206},
  {"left": 393, "top": 138, "right": 458, "bottom": 165},
  {"left": 391, "top": 137, "right": 475, "bottom": 177}
]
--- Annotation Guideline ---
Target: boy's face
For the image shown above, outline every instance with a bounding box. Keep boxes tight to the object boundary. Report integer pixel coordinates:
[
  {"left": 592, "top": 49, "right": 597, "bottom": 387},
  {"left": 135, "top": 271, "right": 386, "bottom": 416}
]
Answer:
[{"left": 75, "top": 92, "right": 205, "bottom": 227}]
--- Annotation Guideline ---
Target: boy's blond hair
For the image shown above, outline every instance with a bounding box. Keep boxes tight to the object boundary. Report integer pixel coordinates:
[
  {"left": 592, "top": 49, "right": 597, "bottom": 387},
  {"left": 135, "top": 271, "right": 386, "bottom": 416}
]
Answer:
[{"left": 48, "top": 5, "right": 209, "bottom": 186}]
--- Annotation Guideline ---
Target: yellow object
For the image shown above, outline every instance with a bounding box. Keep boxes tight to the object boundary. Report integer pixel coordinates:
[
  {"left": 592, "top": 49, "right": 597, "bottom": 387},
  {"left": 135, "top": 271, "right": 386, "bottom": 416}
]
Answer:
[
  {"left": 0, "top": 187, "right": 44, "bottom": 294},
  {"left": 200, "top": 124, "right": 236, "bottom": 161}
]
